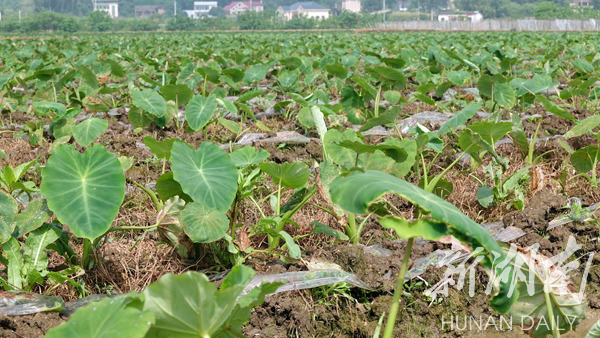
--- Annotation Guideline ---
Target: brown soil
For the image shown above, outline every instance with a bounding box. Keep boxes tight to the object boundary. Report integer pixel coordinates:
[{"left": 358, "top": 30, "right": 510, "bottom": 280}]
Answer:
[
  {"left": 0, "top": 312, "right": 65, "bottom": 338},
  {"left": 2, "top": 95, "right": 600, "bottom": 337}
]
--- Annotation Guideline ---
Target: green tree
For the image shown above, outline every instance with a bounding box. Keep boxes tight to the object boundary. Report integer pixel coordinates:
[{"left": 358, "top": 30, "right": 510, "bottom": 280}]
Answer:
[
  {"left": 534, "top": 1, "right": 558, "bottom": 19},
  {"left": 165, "top": 15, "right": 196, "bottom": 30},
  {"left": 454, "top": 0, "right": 510, "bottom": 18},
  {"left": 237, "top": 10, "right": 280, "bottom": 30},
  {"left": 87, "top": 10, "right": 112, "bottom": 31},
  {"left": 410, "top": 0, "right": 447, "bottom": 12},
  {"left": 209, "top": 7, "right": 227, "bottom": 17}
]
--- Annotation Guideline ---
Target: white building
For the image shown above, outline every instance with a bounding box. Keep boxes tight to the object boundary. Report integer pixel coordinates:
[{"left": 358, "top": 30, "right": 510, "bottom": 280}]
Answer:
[
  {"left": 277, "top": 2, "right": 330, "bottom": 20},
  {"left": 223, "top": 1, "right": 264, "bottom": 16},
  {"left": 93, "top": 0, "right": 119, "bottom": 18},
  {"left": 184, "top": 1, "right": 218, "bottom": 18},
  {"left": 340, "top": 0, "right": 361, "bottom": 13},
  {"left": 438, "top": 11, "right": 482, "bottom": 23},
  {"left": 397, "top": 1, "right": 409, "bottom": 11}
]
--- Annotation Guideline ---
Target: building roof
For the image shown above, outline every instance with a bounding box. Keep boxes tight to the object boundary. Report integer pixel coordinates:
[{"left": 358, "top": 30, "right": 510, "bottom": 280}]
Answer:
[
  {"left": 280, "top": 1, "right": 328, "bottom": 11},
  {"left": 223, "top": 1, "right": 263, "bottom": 11},
  {"left": 439, "top": 11, "right": 481, "bottom": 16}
]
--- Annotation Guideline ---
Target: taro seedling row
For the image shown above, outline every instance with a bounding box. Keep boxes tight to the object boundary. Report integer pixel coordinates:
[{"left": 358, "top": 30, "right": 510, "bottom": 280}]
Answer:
[{"left": 0, "top": 31, "right": 600, "bottom": 337}]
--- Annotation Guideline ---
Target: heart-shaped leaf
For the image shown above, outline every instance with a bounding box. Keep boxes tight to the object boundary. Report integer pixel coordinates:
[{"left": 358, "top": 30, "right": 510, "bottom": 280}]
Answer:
[
  {"left": 170, "top": 141, "right": 237, "bottom": 211},
  {"left": 40, "top": 144, "right": 125, "bottom": 240},
  {"left": 186, "top": 95, "right": 217, "bottom": 131},
  {"left": 468, "top": 121, "right": 513, "bottom": 146},
  {"left": 230, "top": 146, "right": 270, "bottom": 168},
  {"left": 142, "top": 268, "right": 249, "bottom": 337},
  {"left": 131, "top": 89, "right": 166, "bottom": 117},
  {"left": 161, "top": 84, "right": 193, "bottom": 107},
  {"left": 72, "top": 117, "right": 108, "bottom": 147},
  {"left": 143, "top": 137, "right": 177, "bottom": 160},
  {"left": 571, "top": 145, "right": 600, "bottom": 173},
  {"left": 259, "top": 162, "right": 310, "bottom": 189},
  {"left": 180, "top": 201, "right": 229, "bottom": 243},
  {"left": 45, "top": 294, "right": 154, "bottom": 338}
]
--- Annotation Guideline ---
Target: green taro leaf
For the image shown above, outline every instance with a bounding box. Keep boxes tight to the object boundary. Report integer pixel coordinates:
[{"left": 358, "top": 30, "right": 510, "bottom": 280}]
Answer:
[
  {"left": 40, "top": 144, "right": 125, "bottom": 241},
  {"left": 359, "top": 106, "right": 401, "bottom": 133},
  {"left": 468, "top": 121, "right": 513, "bottom": 146},
  {"left": 180, "top": 201, "right": 229, "bottom": 243},
  {"left": 383, "top": 91, "right": 402, "bottom": 105},
  {"left": 243, "top": 64, "right": 269, "bottom": 83},
  {"left": 156, "top": 172, "right": 192, "bottom": 202},
  {"left": 170, "top": 141, "right": 237, "bottom": 212},
  {"left": 493, "top": 82, "right": 516, "bottom": 108},
  {"left": 131, "top": 89, "right": 166, "bottom": 118},
  {"left": 535, "top": 95, "right": 575, "bottom": 122},
  {"left": 565, "top": 115, "right": 600, "bottom": 139},
  {"left": 128, "top": 107, "right": 153, "bottom": 128},
  {"left": 324, "top": 63, "right": 348, "bottom": 79},
  {"left": 570, "top": 145, "right": 600, "bottom": 173},
  {"left": 367, "top": 66, "right": 407, "bottom": 88},
  {"left": 186, "top": 95, "right": 217, "bottom": 131},
  {"left": 0, "top": 191, "right": 18, "bottom": 244},
  {"left": 230, "top": 146, "right": 270, "bottom": 168},
  {"left": 143, "top": 137, "right": 177, "bottom": 160},
  {"left": 161, "top": 84, "right": 193, "bottom": 107},
  {"left": 330, "top": 170, "right": 517, "bottom": 314},
  {"left": 311, "top": 221, "right": 349, "bottom": 240},
  {"left": 33, "top": 101, "right": 67, "bottom": 117},
  {"left": 143, "top": 268, "right": 251, "bottom": 337},
  {"left": 323, "top": 129, "right": 367, "bottom": 169},
  {"left": 380, "top": 217, "right": 448, "bottom": 240},
  {"left": 72, "top": 117, "right": 108, "bottom": 147},
  {"left": 45, "top": 294, "right": 154, "bottom": 338},
  {"left": 447, "top": 70, "right": 471, "bottom": 86},
  {"left": 280, "top": 57, "right": 302, "bottom": 70},
  {"left": 437, "top": 101, "right": 482, "bottom": 136},
  {"left": 477, "top": 185, "right": 495, "bottom": 208},
  {"left": 259, "top": 162, "right": 310, "bottom": 189}
]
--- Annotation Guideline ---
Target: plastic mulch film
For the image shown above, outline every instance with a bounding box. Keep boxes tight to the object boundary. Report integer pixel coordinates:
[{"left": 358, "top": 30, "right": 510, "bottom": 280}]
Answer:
[
  {"left": 0, "top": 291, "right": 65, "bottom": 315},
  {"left": 240, "top": 270, "right": 372, "bottom": 297},
  {"left": 407, "top": 249, "right": 469, "bottom": 280},
  {"left": 548, "top": 201, "right": 599, "bottom": 231},
  {"left": 481, "top": 221, "right": 526, "bottom": 242},
  {"left": 63, "top": 294, "right": 112, "bottom": 315}
]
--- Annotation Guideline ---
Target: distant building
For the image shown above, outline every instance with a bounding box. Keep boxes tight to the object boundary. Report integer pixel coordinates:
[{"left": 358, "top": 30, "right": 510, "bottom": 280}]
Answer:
[
  {"left": 339, "top": 0, "right": 361, "bottom": 13},
  {"left": 397, "top": 1, "right": 409, "bottom": 11},
  {"left": 184, "top": 1, "right": 218, "bottom": 18},
  {"left": 93, "top": 0, "right": 119, "bottom": 18},
  {"left": 571, "top": 0, "right": 591, "bottom": 6},
  {"left": 277, "top": 2, "right": 330, "bottom": 20},
  {"left": 223, "top": 1, "right": 264, "bottom": 16},
  {"left": 438, "top": 11, "right": 482, "bottom": 23},
  {"left": 134, "top": 5, "right": 166, "bottom": 17}
]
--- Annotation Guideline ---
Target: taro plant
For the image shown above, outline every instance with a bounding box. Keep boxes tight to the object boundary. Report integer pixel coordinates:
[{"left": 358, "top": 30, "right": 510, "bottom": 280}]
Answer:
[
  {"left": 256, "top": 161, "right": 314, "bottom": 258},
  {"left": 40, "top": 143, "right": 126, "bottom": 269},
  {"left": 45, "top": 265, "right": 282, "bottom": 338},
  {"left": 329, "top": 170, "right": 518, "bottom": 338}
]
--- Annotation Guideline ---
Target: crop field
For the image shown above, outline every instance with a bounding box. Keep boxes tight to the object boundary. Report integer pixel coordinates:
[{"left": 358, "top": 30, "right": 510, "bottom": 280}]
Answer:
[{"left": 1, "top": 31, "right": 600, "bottom": 337}]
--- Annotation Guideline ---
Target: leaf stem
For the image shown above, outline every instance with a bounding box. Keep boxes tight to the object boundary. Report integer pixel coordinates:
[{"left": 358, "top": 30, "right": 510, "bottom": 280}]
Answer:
[{"left": 383, "top": 237, "right": 414, "bottom": 338}]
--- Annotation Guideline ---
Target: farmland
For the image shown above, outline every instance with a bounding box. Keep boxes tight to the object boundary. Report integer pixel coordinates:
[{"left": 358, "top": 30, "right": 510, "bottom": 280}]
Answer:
[{"left": 0, "top": 31, "right": 600, "bottom": 337}]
